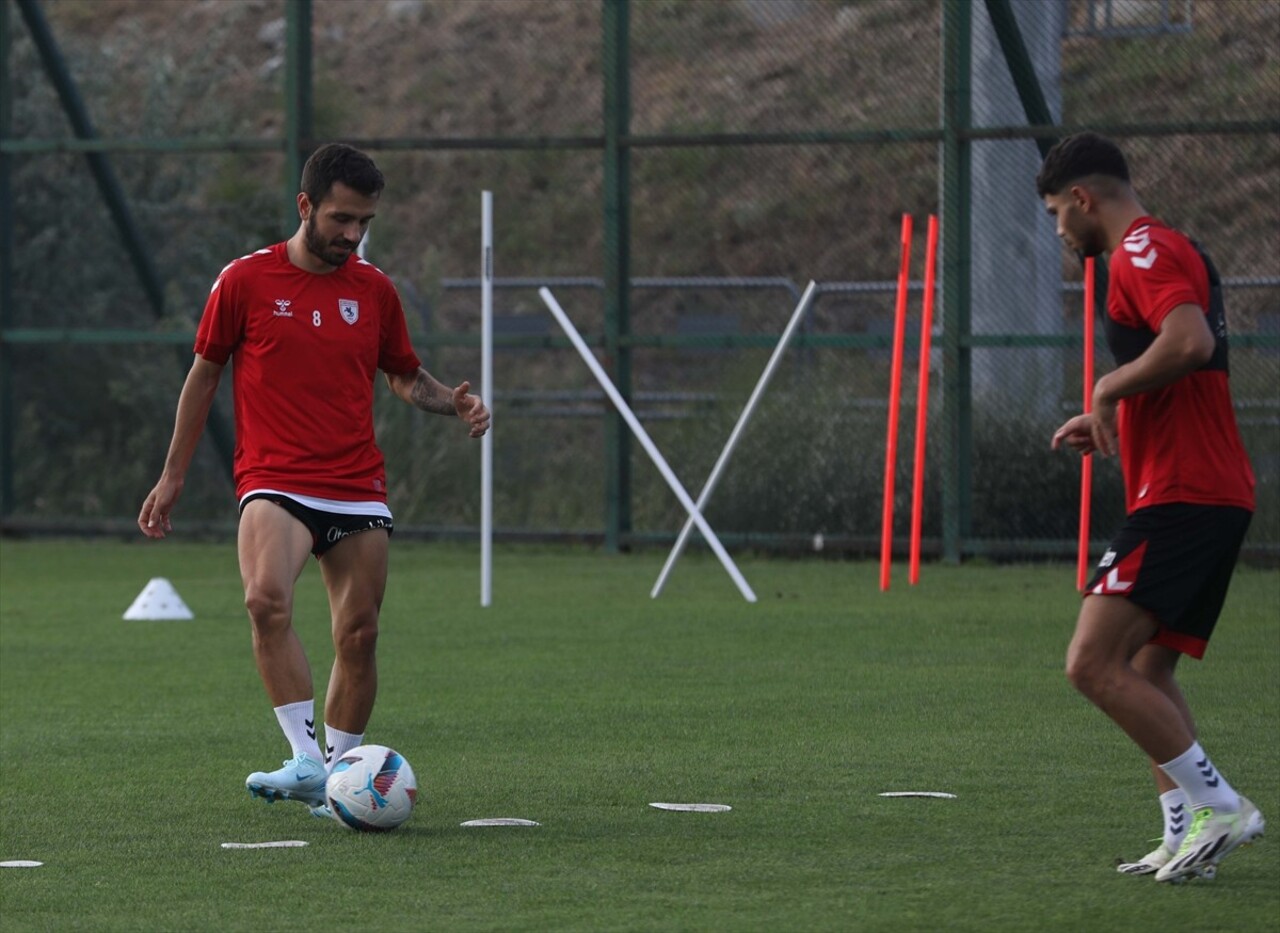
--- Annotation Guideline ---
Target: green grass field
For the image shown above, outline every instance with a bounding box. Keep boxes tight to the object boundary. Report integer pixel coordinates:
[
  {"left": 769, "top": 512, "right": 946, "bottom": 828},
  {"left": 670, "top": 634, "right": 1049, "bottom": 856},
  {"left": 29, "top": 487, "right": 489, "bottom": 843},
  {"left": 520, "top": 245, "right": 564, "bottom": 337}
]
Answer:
[{"left": 0, "top": 539, "right": 1276, "bottom": 932}]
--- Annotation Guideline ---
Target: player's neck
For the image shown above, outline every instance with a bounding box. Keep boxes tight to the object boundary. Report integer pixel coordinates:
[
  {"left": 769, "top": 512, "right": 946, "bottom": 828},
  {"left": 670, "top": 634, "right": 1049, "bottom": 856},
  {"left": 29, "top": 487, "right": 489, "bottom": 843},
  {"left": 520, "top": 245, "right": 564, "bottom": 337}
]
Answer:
[
  {"left": 1103, "top": 199, "right": 1150, "bottom": 254},
  {"left": 285, "top": 230, "right": 338, "bottom": 275}
]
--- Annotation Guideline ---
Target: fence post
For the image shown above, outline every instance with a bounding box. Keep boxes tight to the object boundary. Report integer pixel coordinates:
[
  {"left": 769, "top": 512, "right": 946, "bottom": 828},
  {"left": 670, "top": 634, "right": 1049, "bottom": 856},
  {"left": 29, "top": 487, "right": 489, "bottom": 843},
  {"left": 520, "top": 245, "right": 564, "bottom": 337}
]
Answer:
[
  {"left": 941, "top": 0, "right": 973, "bottom": 564},
  {"left": 284, "top": 0, "right": 313, "bottom": 232},
  {"left": 602, "top": 0, "right": 632, "bottom": 552},
  {"left": 0, "top": 0, "right": 12, "bottom": 515}
]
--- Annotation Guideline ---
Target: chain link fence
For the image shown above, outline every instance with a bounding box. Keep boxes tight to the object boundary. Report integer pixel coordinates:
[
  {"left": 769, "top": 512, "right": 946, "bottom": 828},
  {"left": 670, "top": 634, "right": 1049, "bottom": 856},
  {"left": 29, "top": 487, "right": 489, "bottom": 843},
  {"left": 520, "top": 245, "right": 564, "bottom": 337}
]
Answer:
[{"left": 2, "top": 0, "right": 1277, "bottom": 559}]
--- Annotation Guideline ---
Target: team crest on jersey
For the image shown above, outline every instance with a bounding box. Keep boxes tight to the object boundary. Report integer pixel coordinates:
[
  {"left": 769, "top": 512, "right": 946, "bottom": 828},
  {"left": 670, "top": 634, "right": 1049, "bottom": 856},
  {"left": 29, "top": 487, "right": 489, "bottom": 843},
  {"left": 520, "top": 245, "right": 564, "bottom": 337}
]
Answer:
[{"left": 339, "top": 299, "right": 359, "bottom": 325}]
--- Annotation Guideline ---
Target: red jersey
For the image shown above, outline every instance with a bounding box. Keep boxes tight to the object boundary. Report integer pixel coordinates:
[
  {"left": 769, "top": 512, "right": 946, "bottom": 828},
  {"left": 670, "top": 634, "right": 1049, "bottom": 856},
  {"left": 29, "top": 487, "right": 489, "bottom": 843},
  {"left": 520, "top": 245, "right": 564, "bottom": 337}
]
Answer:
[
  {"left": 194, "top": 242, "right": 421, "bottom": 502},
  {"left": 1105, "top": 217, "right": 1254, "bottom": 514}
]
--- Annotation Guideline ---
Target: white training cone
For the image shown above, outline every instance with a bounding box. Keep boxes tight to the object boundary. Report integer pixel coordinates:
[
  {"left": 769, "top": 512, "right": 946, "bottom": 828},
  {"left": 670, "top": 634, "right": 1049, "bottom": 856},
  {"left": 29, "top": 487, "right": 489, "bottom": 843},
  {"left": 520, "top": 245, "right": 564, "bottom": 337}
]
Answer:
[{"left": 123, "top": 578, "right": 194, "bottom": 620}]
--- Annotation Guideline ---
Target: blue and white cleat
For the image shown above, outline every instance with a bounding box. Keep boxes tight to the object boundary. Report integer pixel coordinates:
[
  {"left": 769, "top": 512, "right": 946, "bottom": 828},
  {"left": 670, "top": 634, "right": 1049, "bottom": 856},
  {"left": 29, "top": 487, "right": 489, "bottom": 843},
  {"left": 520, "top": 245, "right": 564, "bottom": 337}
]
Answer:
[{"left": 245, "top": 752, "right": 328, "bottom": 807}]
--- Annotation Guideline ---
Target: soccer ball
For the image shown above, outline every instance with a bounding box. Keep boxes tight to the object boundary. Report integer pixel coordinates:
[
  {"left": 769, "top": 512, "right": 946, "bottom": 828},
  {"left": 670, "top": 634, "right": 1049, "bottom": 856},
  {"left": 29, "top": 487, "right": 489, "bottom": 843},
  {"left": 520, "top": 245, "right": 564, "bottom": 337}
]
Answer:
[{"left": 325, "top": 744, "right": 418, "bottom": 831}]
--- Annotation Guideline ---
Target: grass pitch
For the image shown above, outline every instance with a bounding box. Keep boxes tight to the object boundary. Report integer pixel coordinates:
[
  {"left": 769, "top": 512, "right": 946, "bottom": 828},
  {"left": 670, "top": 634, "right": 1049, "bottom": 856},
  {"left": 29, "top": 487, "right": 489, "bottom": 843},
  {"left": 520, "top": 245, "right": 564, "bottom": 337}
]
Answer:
[{"left": 0, "top": 539, "right": 1276, "bottom": 932}]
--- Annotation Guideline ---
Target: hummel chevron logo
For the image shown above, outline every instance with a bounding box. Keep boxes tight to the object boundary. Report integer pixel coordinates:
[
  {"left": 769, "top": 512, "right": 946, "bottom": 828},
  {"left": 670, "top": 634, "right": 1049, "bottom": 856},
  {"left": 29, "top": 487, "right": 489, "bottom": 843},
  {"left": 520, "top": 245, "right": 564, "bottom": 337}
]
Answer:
[
  {"left": 1093, "top": 567, "right": 1134, "bottom": 594},
  {"left": 1124, "top": 228, "right": 1158, "bottom": 270},
  {"left": 326, "top": 743, "right": 335, "bottom": 764},
  {"left": 305, "top": 718, "right": 316, "bottom": 740},
  {"left": 1169, "top": 803, "right": 1186, "bottom": 833},
  {"left": 1196, "top": 757, "right": 1220, "bottom": 787}
]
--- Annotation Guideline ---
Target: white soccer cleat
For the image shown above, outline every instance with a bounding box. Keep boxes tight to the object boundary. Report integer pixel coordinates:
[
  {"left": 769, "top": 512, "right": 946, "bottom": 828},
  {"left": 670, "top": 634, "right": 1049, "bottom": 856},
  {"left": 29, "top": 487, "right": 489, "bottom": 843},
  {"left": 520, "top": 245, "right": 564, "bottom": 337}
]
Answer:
[
  {"left": 1116, "top": 842, "right": 1176, "bottom": 875},
  {"left": 1156, "top": 796, "right": 1265, "bottom": 884},
  {"left": 245, "top": 752, "right": 328, "bottom": 807}
]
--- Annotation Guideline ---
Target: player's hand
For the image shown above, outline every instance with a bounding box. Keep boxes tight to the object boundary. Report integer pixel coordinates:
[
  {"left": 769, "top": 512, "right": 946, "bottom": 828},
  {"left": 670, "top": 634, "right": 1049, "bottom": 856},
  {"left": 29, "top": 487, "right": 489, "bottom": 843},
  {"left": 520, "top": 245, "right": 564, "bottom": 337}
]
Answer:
[
  {"left": 1051, "top": 414, "right": 1098, "bottom": 456},
  {"left": 452, "top": 381, "right": 491, "bottom": 438},
  {"left": 138, "top": 475, "right": 184, "bottom": 539},
  {"left": 1089, "top": 379, "right": 1119, "bottom": 458}
]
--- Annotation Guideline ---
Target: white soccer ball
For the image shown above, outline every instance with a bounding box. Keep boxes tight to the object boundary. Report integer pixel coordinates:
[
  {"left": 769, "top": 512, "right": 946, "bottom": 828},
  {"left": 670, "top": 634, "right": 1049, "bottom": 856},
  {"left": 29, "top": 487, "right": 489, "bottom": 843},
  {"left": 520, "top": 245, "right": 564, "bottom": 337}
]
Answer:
[{"left": 325, "top": 744, "right": 418, "bottom": 832}]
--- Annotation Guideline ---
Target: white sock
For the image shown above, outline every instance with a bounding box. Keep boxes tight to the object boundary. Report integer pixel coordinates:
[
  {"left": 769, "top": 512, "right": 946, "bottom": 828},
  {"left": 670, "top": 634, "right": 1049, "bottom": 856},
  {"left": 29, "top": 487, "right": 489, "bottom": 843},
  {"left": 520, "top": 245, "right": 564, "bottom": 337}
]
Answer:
[
  {"left": 1159, "top": 787, "right": 1190, "bottom": 852},
  {"left": 1158, "top": 742, "right": 1239, "bottom": 812},
  {"left": 324, "top": 724, "right": 364, "bottom": 769},
  {"left": 273, "top": 700, "right": 323, "bottom": 761}
]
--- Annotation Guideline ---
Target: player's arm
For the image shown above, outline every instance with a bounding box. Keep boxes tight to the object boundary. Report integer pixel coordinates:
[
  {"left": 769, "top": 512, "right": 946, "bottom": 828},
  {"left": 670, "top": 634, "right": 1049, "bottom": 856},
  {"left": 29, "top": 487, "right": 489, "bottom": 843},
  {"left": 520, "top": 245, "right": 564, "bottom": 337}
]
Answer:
[
  {"left": 1089, "top": 303, "right": 1214, "bottom": 455},
  {"left": 1056, "top": 303, "right": 1213, "bottom": 458},
  {"left": 138, "top": 354, "right": 225, "bottom": 538},
  {"left": 384, "top": 367, "right": 490, "bottom": 438}
]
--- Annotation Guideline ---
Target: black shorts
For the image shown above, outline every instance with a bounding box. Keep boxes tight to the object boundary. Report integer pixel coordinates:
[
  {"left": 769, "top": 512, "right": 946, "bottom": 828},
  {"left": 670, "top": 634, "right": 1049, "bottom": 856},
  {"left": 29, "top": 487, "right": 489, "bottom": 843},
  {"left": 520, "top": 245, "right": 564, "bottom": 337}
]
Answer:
[
  {"left": 1085, "top": 503, "right": 1251, "bottom": 659},
  {"left": 240, "top": 493, "right": 393, "bottom": 558}
]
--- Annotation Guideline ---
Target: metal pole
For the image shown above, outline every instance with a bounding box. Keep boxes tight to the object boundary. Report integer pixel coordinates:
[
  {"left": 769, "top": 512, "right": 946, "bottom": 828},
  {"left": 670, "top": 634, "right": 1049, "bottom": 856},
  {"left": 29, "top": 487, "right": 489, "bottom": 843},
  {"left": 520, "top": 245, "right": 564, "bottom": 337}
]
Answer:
[
  {"left": 941, "top": 0, "right": 973, "bottom": 563},
  {"left": 284, "top": 0, "right": 313, "bottom": 234},
  {"left": 0, "top": 0, "right": 14, "bottom": 515},
  {"left": 602, "top": 0, "right": 632, "bottom": 552},
  {"left": 480, "top": 191, "right": 494, "bottom": 607}
]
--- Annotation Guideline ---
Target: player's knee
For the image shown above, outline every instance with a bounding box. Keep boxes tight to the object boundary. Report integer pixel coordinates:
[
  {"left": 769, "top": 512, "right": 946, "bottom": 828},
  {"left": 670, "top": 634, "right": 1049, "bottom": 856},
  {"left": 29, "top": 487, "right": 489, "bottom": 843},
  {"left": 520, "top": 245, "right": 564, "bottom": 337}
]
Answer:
[
  {"left": 1064, "top": 651, "right": 1103, "bottom": 699},
  {"left": 244, "top": 585, "right": 291, "bottom": 632},
  {"left": 334, "top": 614, "right": 379, "bottom": 660}
]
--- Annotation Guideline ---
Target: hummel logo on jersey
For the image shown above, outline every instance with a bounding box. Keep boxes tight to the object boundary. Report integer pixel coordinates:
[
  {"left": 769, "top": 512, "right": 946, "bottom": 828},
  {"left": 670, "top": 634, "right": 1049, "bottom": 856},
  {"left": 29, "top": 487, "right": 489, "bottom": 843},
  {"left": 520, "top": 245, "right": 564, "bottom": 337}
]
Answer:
[
  {"left": 339, "top": 298, "right": 359, "bottom": 325},
  {"left": 1124, "top": 227, "right": 1158, "bottom": 270},
  {"left": 273, "top": 299, "right": 293, "bottom": 317}
]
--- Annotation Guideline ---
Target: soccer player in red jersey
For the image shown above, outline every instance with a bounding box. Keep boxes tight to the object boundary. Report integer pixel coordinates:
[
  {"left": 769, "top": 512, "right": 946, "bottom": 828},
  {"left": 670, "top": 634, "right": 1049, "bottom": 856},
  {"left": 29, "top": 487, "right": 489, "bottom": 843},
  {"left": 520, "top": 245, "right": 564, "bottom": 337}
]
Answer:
[
  {"left": 1037, "top": 133, "right": 1262, "bottom": 882},
  {"left": 138, "top": 144, "right": 489, "bottom": 813}
]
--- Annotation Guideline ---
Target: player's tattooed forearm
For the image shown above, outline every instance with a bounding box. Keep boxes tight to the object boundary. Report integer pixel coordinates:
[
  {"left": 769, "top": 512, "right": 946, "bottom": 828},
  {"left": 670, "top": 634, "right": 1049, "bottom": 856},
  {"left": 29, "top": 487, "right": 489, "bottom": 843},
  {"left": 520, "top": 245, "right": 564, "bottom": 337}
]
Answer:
[{"left": 410, "top": 374, "right": 455, "bottom": 415}]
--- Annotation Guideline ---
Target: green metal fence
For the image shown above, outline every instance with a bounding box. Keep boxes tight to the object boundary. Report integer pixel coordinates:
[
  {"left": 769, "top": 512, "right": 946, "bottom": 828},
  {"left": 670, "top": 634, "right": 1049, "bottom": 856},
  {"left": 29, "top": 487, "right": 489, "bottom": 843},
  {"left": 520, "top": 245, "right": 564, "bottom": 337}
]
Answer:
[{"left": 1, "top": 0, "right": 1277, "bottom": 560}]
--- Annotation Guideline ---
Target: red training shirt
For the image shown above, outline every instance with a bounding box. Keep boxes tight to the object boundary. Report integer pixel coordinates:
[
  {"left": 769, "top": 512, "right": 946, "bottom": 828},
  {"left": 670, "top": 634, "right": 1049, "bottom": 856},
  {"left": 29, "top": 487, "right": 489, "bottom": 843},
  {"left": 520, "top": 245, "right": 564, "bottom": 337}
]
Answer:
[
  {"left": 194, "top": 242, "right": 422, "bottom": 502},
  {"left": 1105, "top": 217, "right": 1254, "bottom": 514}
]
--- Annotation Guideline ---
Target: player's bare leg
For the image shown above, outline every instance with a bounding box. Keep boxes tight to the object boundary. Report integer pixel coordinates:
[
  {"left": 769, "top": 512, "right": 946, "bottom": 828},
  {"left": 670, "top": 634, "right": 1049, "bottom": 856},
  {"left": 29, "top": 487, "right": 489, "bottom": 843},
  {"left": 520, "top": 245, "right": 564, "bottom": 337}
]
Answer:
[
  {"left": 319, "top": 528, "right": 389, "bottom": 765},
  {"left": 239, "top": 499, "right": 327, "bottom": 805},
  {"left": 1065, "top": 595, "right": 1195, "bottom": 761},
  {"left": 239, "top": 499, "right": 315, "bottom": 703},
  {"left": 1068, "top": 596, "right": 1260, "bottom": 882},
  {"left": 1116, "top": 644, "right": 1196, "bottom": 875}
]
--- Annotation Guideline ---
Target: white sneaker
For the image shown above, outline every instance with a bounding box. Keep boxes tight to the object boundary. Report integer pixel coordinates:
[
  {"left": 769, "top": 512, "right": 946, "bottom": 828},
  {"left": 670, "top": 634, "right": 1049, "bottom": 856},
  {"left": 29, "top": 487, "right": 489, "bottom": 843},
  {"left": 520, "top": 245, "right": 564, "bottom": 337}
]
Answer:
[
  {"left": 245, "top": 752, "right": 328, "bottom": 807},
  {"left": 1156, "top": 796, "right": 1265, "bottom": 883},
  {"left": 1117, "top": 842, "right": 1176, "bottom": 875}
]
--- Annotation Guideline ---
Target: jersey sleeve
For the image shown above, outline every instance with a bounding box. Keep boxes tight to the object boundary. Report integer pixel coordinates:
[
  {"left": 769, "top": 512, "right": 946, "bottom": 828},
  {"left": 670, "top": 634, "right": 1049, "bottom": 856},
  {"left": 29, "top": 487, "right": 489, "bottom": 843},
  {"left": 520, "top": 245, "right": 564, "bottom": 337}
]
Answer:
[
  {"left": 1116, "top": 227, "right": 1203, "bottom": 332},
  {"left": 378, "top": 278, "right": 422, "bottom": 376},
  {"left": 193, "top": 261, "right": 244, "bottom": 364}
]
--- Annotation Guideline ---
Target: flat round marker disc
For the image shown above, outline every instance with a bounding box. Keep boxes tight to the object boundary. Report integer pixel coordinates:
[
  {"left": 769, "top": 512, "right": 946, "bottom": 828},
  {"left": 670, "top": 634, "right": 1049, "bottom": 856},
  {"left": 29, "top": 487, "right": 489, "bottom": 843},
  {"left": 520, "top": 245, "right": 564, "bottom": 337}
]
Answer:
[
  {"left": 878, "top": 792, "right": 956, "bottom": 799},
  {"left": 220, "top": 840, "right": 310, "bottom": 849},
  {"left": 460, "top": 818, "right": 541, "bottom": 827},
  {"left": 649, "top": 802, "right": 732, "bottom": 812},
  {"left": 0, "top": 860, "right": 43, "bottom": 868}
]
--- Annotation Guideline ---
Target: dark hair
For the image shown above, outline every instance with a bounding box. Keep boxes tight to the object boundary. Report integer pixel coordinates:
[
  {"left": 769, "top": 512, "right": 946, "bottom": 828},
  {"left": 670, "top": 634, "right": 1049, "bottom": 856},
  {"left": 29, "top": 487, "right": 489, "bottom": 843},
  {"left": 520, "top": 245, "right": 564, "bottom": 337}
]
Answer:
[
  {"left": 300, "top": 143, "right": 385, "bottom": 205},
  {"left": 1035, "top": 132, "right": 1130, "bottom": 197}
]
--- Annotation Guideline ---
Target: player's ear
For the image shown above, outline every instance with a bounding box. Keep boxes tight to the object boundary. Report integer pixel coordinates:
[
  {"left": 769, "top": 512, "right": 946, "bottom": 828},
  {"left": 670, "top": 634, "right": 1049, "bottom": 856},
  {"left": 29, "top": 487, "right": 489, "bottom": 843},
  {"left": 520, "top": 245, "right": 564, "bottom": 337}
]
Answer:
[
  {"left": 1069, "top": 183, "right": 1096, "bottom": 214},
  {"left": 296, "top": 191, "right": 311, "bottom": 221}
]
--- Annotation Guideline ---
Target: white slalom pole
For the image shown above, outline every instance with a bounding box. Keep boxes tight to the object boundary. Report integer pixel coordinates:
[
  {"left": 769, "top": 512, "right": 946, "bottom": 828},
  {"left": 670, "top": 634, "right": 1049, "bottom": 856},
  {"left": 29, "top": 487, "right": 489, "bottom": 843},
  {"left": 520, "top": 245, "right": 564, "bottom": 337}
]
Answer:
[
  {"left": 480, "top": 192, "right": 494, "bottom": 607},
  {"left": 651, "top": 280, "right": 817, "bottom": 598},
  {"left": 539, "top": 287, "right": 757, "bottom": 603}
]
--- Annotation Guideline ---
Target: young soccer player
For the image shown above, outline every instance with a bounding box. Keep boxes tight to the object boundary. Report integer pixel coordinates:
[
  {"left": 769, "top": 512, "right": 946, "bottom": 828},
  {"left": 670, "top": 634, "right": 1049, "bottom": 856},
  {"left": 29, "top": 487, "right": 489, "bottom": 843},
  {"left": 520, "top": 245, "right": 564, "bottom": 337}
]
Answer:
[
  {"left": 139, "top": 144, "right": 489, "bottom": 813},
  {"left": 1037, "top": 132, "right": 1263, "bottom": 882}
]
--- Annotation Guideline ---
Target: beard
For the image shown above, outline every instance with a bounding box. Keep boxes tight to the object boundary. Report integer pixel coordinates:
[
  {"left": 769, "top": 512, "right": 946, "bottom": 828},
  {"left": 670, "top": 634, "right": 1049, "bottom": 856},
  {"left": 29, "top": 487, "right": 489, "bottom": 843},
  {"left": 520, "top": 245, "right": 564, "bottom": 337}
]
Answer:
[
  {"left": 304, "top": 214, "right": 358, "bottom": 267},
  {"left": 1074, "top": 225, "right": 1108, "bottom": 259}
]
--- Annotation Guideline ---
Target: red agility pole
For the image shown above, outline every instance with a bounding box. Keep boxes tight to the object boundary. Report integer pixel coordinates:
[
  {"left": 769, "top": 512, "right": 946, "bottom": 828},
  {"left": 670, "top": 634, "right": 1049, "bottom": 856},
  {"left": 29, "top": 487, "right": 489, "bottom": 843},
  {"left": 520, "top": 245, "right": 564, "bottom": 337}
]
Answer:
[
  {"left": 909, "top": 214, "right": 939, "bottom": 585},
  {"left": 880, "top": 213, "right": 913, "bottom": 592},
  {"left": 1077, "top": 257, "right": 1096, "bottom": 592}
]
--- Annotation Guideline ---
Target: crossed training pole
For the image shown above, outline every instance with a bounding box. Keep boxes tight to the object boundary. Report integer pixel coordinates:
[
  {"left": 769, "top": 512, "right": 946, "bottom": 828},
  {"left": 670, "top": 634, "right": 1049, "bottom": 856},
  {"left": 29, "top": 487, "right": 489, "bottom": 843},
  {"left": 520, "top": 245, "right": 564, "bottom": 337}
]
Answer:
[{"left": 539, "top": 287, "right": 758, "bottom": 603}]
